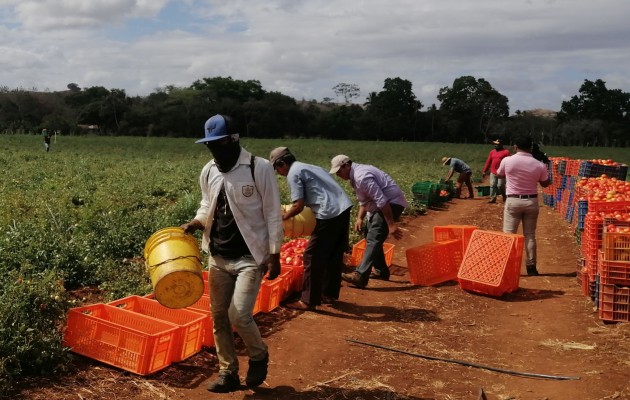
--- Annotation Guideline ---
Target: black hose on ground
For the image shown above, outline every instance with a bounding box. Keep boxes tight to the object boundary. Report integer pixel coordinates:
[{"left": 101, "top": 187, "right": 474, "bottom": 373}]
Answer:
[{"left": 346, "top": 339, "right": 580, "bottom": 381}]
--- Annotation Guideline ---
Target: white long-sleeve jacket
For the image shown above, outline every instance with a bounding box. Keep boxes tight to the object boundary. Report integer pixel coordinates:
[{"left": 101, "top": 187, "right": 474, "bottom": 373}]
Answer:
[{"left": 194, "top": 148, "right": 284, "bottom": 265}]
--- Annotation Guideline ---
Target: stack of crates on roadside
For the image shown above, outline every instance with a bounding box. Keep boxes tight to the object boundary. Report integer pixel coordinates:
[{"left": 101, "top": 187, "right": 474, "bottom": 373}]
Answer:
[
  {"left": 542, "top": 155, "right": 630, "bottom": 323},
  {"left": 598, "top": 220, "right": 630, "bottom": 322},
  {"left": 64, "top": 238, "right": 307, "bottom": 375},
  {"left": 411, "top": 180, "right": 456, "bottom": 208}
]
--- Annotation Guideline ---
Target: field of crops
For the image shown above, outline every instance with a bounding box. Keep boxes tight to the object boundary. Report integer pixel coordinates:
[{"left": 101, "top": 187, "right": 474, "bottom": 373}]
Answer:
[{"left": 0, "top": 134, "right": 628, "bottom": 393}]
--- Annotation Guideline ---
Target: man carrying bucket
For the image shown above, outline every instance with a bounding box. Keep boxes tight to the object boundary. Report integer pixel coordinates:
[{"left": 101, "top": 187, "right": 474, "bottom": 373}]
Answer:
[
  {"left": 269, "top": 147, "right": 353, "bottom": 310},
  {"left": 181, "top": 114, "right": 283, "bottom": 393}
]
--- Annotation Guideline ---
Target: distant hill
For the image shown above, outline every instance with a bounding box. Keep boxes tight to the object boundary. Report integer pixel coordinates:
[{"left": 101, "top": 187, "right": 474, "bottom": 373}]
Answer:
[{"left": 523, "top": 108, "right": 557, "bottom": 119}]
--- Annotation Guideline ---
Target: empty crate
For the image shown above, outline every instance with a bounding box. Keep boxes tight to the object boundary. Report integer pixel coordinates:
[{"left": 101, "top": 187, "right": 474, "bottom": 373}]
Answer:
[
  {"left": 406, "top": 239, "right": 463, "bottom": 286},
  {"left": 185, "top": 294, "right": 215, "bottom": 348},
  {"left": 457, "top": 230, "right": 524, "bottom": 297},
  {"left": 64, "top": 303, "right": 177, "bottom": 375},
  {"left": 433, "top": 225, "right": 477, "bottom": 254},
  {"left": 108, "top": 295, "right": 205, "bottom": 362},
  {"left": 351, "top": 239, "right": 396, "bottom": 267}
]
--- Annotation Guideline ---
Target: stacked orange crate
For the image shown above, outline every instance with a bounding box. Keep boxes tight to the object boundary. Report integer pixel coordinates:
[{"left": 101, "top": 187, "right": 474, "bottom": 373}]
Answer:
[
  {"left": 598, "top": 221, "right": 630, "bottom": 322},
  {"left": 64, "top": 304, "right": 178, "bottom": 375},
  {"left": 108, "top": 295, "right": 205, "bottom": 363}
]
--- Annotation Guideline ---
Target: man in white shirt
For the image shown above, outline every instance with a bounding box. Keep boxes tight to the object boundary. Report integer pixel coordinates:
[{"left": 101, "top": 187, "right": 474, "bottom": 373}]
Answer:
[{"left": 181, "top": 114, "right": 283, "bottom": 393}]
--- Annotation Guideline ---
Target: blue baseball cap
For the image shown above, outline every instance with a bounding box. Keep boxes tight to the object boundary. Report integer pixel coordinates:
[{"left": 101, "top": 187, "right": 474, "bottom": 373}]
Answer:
[{"left": 195, "top": 114, "right": 231, "bottom": 144}]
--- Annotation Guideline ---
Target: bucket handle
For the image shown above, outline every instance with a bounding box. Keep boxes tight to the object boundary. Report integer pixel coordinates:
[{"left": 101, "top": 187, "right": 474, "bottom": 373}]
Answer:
[{"left": 146, "top": 255, "right": 202, "bottom": 273}]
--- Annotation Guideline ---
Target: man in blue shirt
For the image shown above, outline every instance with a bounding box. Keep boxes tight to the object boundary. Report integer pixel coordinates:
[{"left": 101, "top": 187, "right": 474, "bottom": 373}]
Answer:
[
  {"left": 270, "top": 147, "right": 353, "bottom": 310},
  {"left": 442, "top": 157, "right": 474, "bottom": 199},
  {"left": 330, "top": 155, "right": 408, "bottom": 289}
]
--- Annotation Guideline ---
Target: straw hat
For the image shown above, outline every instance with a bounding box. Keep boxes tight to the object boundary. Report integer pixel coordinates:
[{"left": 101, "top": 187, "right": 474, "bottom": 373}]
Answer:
[{"left": 441, "top": 157, "right": 451, "bottom": 165}]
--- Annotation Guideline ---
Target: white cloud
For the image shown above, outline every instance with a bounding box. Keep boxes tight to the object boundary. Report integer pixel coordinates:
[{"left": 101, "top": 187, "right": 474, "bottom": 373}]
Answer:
[{"left": 1, "top": 0, "right": 629, "bottom": 112}]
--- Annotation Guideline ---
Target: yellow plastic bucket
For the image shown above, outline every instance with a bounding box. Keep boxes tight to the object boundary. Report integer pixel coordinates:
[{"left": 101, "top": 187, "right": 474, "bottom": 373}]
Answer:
[
  {"left": 282, "top": 205, "right": 316, "bottom": 238},
  {"left": 144, "top": 227, "right": 204, "bottom": 309}
]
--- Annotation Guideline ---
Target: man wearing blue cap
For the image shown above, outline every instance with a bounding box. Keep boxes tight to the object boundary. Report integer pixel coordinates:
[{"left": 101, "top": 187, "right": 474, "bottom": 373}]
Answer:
[{"left": 181, "top": 114, "right": 283, "bottom": 393}]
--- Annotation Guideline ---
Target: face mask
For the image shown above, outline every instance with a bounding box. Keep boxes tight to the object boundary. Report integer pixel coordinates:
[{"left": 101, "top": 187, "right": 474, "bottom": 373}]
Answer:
[{"left": 208, "top": 139, "right": 241, "bottom": 172}]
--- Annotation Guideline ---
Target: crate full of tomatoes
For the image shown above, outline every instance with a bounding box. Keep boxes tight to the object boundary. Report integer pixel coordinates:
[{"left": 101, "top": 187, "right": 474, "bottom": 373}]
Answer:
[{"left": 280, "top": 238, "right": 307, "bottom": 267}]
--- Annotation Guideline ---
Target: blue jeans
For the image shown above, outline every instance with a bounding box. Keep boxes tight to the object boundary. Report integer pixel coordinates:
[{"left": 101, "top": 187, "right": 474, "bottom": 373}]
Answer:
[
  {"left": 503, "top": 198, "right": 539, "bottom": 267},
  {"left": 209, "top": 255, "right": 268, "bottom": 375},
  {"left": 489, "top": 173, "right": 505, "bottom": 200}
]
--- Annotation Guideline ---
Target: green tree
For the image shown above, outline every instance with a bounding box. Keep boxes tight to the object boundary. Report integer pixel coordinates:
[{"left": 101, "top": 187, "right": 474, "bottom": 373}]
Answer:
[
  {"left": 558, "top": 79, "right": 630, "bottom": 146},
  {"left": 437, "top": 76, "right": 509, "bottom": 143},
  {"left": 364, "top": 77, "right": 422, "bottom": 141}
]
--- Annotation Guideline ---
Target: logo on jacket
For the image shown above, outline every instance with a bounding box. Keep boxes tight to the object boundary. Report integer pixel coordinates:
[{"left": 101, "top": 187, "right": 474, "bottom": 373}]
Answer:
[{"left": 242, "top": 185, "right": 254, "bottom": 197}]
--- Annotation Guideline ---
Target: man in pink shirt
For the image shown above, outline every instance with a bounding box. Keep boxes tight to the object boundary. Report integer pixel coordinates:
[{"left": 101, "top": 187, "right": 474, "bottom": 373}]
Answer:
[
  {"left": 482, "top": 138, "right": 511, "bottom": 203},
  {"left": 496, "top": 136, "right": 551, "bottom": 276}
]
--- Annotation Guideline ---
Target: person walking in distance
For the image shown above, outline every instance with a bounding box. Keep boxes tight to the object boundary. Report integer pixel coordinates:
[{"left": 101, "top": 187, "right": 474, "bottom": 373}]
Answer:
[
  {"left": 330, "top": 155, "right": 408, "bottom": 289},
  {"left": 496, "top": 135, "right": 551, "bottom": 276},
  {"left": 180, "top": 114, "right": 283, "bottom": 393},
  {"left": 269, "top": 147, "right": 353, "bottom": 310},
  {"left": 43, "top": 129, "right": 51, "bottom": 152},
  {"left": 482, "top": 139, "right": 511, "bottom": 203}
]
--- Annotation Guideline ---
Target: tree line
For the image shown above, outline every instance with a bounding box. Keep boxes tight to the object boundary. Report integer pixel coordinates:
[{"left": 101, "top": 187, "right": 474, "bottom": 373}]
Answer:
[{"left": 1, "top": 76, "right": 628, "bottom": 146}]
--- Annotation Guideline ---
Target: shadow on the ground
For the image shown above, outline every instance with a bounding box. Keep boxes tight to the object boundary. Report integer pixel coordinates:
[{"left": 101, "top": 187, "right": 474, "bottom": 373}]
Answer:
[
  {"left": 312, "top": 300, "right": 440, "bottom": 323},
  {"left": 500, "top": 288, "right": 565, "bottom": 302},
  {"left": 245, "top": 385, "right": 431, "bottom": 399}
]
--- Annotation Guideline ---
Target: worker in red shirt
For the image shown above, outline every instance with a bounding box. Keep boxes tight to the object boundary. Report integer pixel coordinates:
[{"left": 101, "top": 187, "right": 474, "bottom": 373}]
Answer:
[{"left": 482, "top": 138, "right": 511, "bottom": 203}]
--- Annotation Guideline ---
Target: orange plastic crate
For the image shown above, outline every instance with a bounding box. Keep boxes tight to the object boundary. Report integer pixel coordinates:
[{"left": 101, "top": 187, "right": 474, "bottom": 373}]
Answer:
[
  {"left": 457, "top": 230, "right": 524, "bottom": 297},
  {"left": 603, "top": 229, "right": 630, "bottom": 262},
  {"left": 259, "top": 278, "right": 282, "bottom": 312},
  {"left": 351, "top": 239, "right": 395, "bottom": 267},
  {"left": 108, "top": 295, "right": 205, "bottom": 363},
  {"left": 282, "top": 265, "right": 304, "bottom": 293},
  {"left": 598, "top": 283, "right": 630, "bottom": 322},
  {"left": 64, "top": 303, "right": 177, "bottom": 375},
  {"left": 278, "top": 268, "right": 294, "bottom": 301},
  {"left": 406, "top": 239, "right": 463, "bottom": 286},
  {"left": 185, "top": 295, "right": 215, "bottom": 348},
  {"left": 433, "top": 225, "right": 477, "bottom": 254},
  {"left": 598, "top": 251, "right": 630, "bottom": 286}
]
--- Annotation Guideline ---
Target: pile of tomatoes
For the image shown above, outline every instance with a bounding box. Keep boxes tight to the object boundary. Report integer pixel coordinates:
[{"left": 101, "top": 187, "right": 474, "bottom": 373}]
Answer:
[
  {"left": 576, "top": 175, "right": 630, "bottom": 202},
  {"left": 280, "top": 238, "right": 308, "bottom": 266}
]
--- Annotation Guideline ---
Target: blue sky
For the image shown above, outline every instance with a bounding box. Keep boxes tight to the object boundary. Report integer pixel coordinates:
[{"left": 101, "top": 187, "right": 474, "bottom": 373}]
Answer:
[{"left": 1, "top": 0, "right": 629, "bottom": 114}]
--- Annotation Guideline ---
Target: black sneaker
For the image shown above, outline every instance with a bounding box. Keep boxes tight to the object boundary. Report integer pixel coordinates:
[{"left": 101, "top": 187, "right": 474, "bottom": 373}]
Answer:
[
  {"left": 246, "top": 353, "right": 269, "bottom": 388},
  {"left": 207, "top": 372, "right": 240, "bottom": 393}
]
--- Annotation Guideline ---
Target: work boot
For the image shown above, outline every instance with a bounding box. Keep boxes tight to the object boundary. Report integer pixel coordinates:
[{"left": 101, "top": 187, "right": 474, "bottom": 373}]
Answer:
[
  {"left": 207, "top": 371, "right": 240, "bottom": 393},
  {"left": 526, "top": 265, "right": 539, "bottom": 276},
  {"left": 341, "top": 271, "right": 366, "bottom": 288},
  {"left": 488, "top": 198, "right": 496, "bottom": 204},
  {"left": 245, "top": 353, "right": 269, "bottom": 388}
]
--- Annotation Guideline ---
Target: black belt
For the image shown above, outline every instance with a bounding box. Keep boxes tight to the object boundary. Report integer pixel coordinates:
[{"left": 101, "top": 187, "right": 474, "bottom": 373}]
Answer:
[{"left": 507, "top": 194, "right": 538, "bottom": 199}]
